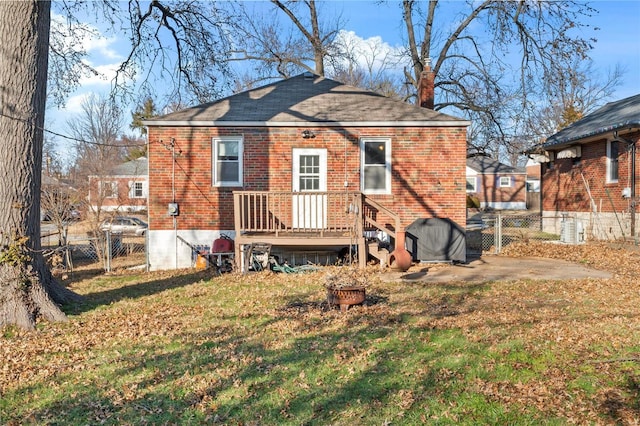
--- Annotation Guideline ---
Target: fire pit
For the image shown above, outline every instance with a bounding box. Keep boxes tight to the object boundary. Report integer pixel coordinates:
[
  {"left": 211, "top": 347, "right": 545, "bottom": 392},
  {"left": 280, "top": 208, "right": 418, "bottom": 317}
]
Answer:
[
  {"left": 326, "top": 286, "right": 366, "bottom": 311},
  {"left": 324, "top": 267, "right": 368, "bottom": 311}
]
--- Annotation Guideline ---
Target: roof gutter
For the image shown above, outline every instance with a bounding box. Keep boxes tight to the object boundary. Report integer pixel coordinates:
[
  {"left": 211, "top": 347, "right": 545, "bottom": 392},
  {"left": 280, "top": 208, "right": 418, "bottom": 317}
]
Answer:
[
  {"left": 543, "top": 123, "right": 640, "bottom": 149},
  {"left": 141, "top": 120, "right": 471, "bottom": 128}
]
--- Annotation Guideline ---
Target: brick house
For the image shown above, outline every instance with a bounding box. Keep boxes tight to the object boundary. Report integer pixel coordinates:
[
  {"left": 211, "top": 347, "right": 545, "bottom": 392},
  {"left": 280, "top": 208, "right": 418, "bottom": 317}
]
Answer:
[
  {"left": 143, "top": 72, "right": 469, "bottom": 271},
  {"left": 533, "top": 93, "right": 640, "bottom": 241},
  {"left": 88, "top": 157, "right": 148, "bottom": 213},
  {"left": 466, "top": 155, "right": 527, "bottom": 210}
]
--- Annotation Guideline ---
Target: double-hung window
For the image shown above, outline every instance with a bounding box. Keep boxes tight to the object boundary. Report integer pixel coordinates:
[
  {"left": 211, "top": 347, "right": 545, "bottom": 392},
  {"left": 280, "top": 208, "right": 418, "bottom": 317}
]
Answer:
[
  {"left": 498, "top": 176, "right": 512, "bottom": 188},
  {"left": 466, "top": 176, "right": 477, "bottom": 192},
  {"left": 361, "top": 137, "right": 391, "bottom": 194},
  {"left": 213, "top": 136, "right": 243, "bottom": 186},
  {"left": 607, "top": 140, "right": 619, "bottom": 183},
  {"left": 129, "top": 181, "right": 145, "bottom": 198},
  {"left": 100, "top": 181, "right": 118, "bottom": 198}
]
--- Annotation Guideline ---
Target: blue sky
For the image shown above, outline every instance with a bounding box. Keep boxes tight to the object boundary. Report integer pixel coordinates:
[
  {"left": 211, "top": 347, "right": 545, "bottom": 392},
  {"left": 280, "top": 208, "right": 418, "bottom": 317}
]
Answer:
[
  {"left": 334, "top": 0, "right": 640, "bottom": 98},
  {"left": 46, "top": 0, "right": 640, "bottom": 158}
]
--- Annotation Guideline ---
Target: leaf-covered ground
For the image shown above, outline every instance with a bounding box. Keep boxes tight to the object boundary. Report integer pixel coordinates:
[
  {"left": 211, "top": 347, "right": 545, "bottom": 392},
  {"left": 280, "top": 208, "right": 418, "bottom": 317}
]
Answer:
[{"left": 1, "top": 241, "right": 639, "bottom": 425}]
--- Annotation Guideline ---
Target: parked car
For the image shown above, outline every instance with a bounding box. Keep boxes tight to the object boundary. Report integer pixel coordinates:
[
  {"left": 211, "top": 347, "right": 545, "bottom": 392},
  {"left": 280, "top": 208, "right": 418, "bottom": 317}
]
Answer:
[{"left": 100, "top": 216, "right": 148, "bottom": 236}]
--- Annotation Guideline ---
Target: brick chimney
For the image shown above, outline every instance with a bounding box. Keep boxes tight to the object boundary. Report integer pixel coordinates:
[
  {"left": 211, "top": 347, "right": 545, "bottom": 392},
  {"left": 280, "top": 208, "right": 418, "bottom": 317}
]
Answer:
[{"left": 418, "top": 59, "right": 435, "bottom": 109}]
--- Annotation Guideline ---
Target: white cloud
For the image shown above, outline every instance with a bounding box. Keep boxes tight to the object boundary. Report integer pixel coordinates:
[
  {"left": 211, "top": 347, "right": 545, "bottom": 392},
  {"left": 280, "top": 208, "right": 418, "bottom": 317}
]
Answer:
[
  {"left": 83, "top": 36, "right": 121, "bottom": 60},
  {"left": 63, "top": 93, "right": 92, "bottom": 114},
  {"left": 331, "top": 30, "right": 406, "bottom": 73},
  {"left": 51, "top": 12, "right": 122, "bottom": 64},
  {"left": 78, "top": 62, "right": 121, "bottom": 87}
]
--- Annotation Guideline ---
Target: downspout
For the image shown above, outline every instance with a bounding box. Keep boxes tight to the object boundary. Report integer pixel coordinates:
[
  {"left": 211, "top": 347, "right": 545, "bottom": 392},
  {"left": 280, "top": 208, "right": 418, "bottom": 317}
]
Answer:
[{"left": 613, "top": 131, "right": 637, "bottom": 243}]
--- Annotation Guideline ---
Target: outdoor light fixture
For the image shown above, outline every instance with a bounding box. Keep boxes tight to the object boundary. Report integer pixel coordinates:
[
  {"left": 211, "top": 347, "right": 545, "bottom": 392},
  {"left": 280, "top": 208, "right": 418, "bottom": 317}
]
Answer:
[{"left": 301, "top": 130, "right": 315, "bottom": 139}]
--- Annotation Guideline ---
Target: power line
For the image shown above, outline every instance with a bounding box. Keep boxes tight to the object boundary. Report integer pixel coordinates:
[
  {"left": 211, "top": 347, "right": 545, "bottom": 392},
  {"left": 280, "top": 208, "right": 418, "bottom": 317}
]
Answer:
[{"left": 0, "top": 111, "right": 147, "bottom": 148}]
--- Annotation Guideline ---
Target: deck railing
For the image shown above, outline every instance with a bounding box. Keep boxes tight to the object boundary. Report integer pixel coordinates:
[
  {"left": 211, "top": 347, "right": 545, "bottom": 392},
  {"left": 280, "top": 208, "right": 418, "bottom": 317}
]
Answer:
[
  {"left": 234, "top": 191, "right": 364, "bottom": 237},
  {"left": 233, "top": 190, "right": 401, "bottom": 242},
  {"left": 361, "top": 196, "right": 402, "bottom": 239}
]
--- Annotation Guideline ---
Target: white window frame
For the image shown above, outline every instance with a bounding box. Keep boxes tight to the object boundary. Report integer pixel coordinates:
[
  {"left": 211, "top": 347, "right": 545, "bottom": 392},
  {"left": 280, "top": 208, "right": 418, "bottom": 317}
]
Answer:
[
  {"left": 292, "top": 148, "right": 327, "bottom": 192},
  {"left": 100, "top": 181, "right": 118, "bottom": 198},
  {"left": 129, "top": 180, "right": 146, "bottom": 198},
  {"left": 360, "top": 137, "right": 392, "bottom": 195},
  {"left": 466, "top": 176, "right": 477, "bottom": 193},
  {"left": 498, "top": 176, "right": 512, "bottom": 187},
  {"left": 606, "top": 140, "right": 619, "bottom": 183},
  {"left": 212, "top": 136, "right": 243, "bottom": 187}
]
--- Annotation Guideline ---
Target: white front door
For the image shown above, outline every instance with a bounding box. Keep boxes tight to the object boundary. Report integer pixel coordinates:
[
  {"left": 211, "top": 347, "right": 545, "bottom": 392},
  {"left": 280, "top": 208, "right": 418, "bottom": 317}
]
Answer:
[{"left": 292, "top": 148, "right": 327, "bottom": 229}]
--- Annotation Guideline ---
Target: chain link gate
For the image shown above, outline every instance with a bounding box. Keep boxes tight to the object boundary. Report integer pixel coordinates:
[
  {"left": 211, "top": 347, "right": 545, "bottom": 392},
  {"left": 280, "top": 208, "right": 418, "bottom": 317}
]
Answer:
[{"left": 474, "top": 214, "right": 562, "bottom": 254}]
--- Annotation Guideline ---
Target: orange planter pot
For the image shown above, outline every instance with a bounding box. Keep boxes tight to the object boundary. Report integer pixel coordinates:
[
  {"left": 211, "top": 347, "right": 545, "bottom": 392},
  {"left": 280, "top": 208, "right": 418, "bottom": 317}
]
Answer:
[{"left": 388, "top": 230, "right": 412, "bottom": 272}]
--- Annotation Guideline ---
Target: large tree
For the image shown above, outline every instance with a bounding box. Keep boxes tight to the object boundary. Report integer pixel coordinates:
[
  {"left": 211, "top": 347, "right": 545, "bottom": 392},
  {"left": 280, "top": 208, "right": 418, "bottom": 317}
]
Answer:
[
  {"left": 229, "top": 0, "right": 620, "bottom": 161},
  {"left": 1, "top": 1, "right": 234, "bottom": 330},
  {"left": 400, "top": 0, "right": 620, "bottom": 161},
  {"left": 0, "top": 1, "right": 79, "bottom": 329},
  {"left": 229, "top": 0, "right": 344, "bottom": 87}
]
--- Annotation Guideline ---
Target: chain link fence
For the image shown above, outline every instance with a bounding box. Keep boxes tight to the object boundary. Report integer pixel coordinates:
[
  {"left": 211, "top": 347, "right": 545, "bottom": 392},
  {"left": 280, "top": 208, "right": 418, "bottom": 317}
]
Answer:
[
  {"left": 467, "top": 213, "right": 566, "bottom": 255},
  {"left": 42, "top": 231, "right": 147, "bottom": 274}
]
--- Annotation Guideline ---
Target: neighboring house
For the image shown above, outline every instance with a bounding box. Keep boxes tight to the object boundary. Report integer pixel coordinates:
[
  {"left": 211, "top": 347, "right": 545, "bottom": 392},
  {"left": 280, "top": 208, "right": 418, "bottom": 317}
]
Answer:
[
  {"left": 88, "top": 157, "right": 148, "bottom": 213},
  {"left": 525, "top": 158, "right": 541, "bottom": 192},
  {"left": 143, "top": 72, "right": 470, "bottom": 271},
  {"left": 533, "top": 93, "right": 640, "bottom": 241},
  {"left": 525, "top": 158, "right": 542, "bottom": 211},
  {"left": 466, "top": 155, "right": 527, "bottom": 210}
]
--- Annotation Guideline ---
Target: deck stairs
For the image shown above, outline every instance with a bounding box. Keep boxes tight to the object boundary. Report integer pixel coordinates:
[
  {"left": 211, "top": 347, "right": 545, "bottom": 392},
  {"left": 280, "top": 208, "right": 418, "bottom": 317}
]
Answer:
[{"left": 361, "top": 195, "right": 402, "bottom": 268}]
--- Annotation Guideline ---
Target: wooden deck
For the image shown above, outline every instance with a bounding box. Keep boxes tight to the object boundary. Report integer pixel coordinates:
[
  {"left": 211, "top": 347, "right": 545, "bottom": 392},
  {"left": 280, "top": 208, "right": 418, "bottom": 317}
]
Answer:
[{"left": 233, "top": 191, "right": 400, "bottom": 269}]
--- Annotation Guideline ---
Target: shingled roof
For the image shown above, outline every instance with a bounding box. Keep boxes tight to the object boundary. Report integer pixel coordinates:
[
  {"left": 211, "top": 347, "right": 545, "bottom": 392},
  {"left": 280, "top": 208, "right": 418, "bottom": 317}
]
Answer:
[
  {"left": 544, "top": 93, "right": 640, "bottom": 148},
  {"left": 109, "top": 157, "right": 148, "bottom": 176},
  {"left": 144, "top": 73, "right": 468, "bottom": 127},
  {"left": 467, "top": 156, "right": 524, "bottom": 174}
]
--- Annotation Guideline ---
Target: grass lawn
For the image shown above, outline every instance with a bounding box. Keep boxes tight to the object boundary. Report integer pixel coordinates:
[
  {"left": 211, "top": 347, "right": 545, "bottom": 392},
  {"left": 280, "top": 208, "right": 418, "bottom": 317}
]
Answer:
[{"left": 1, "top": 241, "right": 639, "bottom": 425}]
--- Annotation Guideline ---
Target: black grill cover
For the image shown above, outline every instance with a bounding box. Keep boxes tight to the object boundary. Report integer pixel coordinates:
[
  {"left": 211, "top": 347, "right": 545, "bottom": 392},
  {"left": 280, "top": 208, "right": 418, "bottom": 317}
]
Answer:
[{"left": 405, "top": 218, "right": 466, "bottom": 263}]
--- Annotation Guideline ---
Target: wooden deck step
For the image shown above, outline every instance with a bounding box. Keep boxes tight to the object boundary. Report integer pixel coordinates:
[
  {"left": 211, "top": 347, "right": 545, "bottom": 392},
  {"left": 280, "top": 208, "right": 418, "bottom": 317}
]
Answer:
[{"left": 367, "top": 240, "right": 389, "bottom": 268}]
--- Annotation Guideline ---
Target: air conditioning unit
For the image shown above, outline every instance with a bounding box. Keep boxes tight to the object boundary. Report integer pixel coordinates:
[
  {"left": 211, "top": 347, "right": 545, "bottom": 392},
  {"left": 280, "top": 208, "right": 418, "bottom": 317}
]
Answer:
[{"left": 560, "top": 216, "right": 584, "bottom": 244}]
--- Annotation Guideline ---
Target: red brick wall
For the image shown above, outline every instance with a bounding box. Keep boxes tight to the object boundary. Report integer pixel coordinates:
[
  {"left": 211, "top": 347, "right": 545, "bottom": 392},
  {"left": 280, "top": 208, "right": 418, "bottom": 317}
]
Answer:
[
  {"left": 88, "top": 176, "right": 147, "bottom": 210},
  {"left": 526, "top": 163, "right": 541, "bottom": 179},
  {"left": 541, "top": 131, "right": 640, "bottom": 213},
  {"left": 146, "top": 126, "right": 468, "bottom": 231},
  {"left": 471, "top": 173, "right": 527, "bottom": 205}
]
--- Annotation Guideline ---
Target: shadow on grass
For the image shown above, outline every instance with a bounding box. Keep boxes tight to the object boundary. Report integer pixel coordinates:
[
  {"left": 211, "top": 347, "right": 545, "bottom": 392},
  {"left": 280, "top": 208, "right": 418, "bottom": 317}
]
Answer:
[
  {"left": 8, "top": 273, "right": 638, "bottom": 424},
  {"left": 62, "top": 269, "right": 218, "bottom": 315},
  {"left": 8, "top": 319, "right": 467, "bottom": 424},
  {"left": 600, "top": 371, "right": 640, "bottom": 423}
]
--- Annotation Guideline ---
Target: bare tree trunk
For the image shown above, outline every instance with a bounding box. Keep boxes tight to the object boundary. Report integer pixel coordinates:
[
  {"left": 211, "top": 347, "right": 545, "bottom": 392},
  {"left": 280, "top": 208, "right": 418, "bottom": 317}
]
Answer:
[{"left": 0, "top": 1, "right": 80, "bottom": 330}]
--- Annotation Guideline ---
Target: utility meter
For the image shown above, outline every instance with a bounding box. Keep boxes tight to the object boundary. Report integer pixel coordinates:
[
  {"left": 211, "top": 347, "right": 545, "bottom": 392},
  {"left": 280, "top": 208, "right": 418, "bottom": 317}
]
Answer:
[{"left": 168, "top": 202, "right": 179, "bottom": 216}]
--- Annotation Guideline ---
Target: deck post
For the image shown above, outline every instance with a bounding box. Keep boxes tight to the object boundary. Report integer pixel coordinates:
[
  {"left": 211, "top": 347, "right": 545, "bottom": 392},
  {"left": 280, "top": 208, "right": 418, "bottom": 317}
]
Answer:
[
  {"left": 357, "top": 237, "right": 367, "bottom": 268},
  {"left": 233, "top": 192, "right": 243, "bottom": 272}
]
